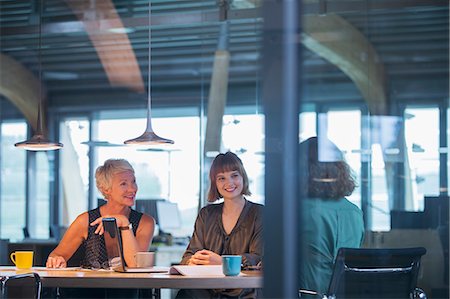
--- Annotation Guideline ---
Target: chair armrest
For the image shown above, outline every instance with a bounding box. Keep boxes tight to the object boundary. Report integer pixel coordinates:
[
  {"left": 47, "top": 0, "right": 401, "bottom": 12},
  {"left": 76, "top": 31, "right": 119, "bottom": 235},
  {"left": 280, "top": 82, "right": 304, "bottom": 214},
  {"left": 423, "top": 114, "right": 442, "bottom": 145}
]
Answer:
[
  {"left": 1, "top": 273, "right": 42, "bottom": 299},
  {"left": 298, "top": 289, "right": 327, "bottom": 299},
  {"left": 412, "top": 287, "right": 427, "bottom": 299}
]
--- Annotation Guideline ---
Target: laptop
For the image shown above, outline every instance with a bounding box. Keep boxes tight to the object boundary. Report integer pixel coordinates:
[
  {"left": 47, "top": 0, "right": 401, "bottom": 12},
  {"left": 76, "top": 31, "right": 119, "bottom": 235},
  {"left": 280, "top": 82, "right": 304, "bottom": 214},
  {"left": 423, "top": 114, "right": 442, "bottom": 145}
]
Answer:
[{"left": 102, "top": 217, "right": 169, "bottom": 273}]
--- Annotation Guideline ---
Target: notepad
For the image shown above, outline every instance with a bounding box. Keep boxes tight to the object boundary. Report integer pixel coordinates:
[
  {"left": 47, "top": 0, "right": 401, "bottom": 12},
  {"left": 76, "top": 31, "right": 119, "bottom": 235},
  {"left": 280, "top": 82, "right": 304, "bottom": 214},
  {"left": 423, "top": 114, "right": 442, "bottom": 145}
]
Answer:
[{"left": 169, "top": 265, "right": 227, "bottom": 276}]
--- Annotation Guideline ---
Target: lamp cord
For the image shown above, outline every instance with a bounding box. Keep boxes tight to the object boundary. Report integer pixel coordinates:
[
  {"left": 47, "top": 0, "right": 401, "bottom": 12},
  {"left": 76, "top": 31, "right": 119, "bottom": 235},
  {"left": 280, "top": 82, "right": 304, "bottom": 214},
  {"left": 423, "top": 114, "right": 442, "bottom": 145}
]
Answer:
[
  {"left": 36, "top": 0, "right": 43, "bottom": 135},
  {"left": 145, "top": 0, "right": 153, "bottom": 132}
]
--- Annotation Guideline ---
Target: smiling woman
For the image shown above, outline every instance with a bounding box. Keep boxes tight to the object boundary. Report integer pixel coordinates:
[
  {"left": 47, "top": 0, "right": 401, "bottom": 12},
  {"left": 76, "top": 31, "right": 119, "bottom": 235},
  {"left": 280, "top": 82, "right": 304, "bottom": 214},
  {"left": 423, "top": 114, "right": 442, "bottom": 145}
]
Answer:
[
  {"left": 44, "top": 159, "right": 156, "bottom": 297},
  {"left": 46, "top": 158, "right": 155, "bottom": 271},
  {"left": 177, "top": 152, "right": 263, "bottom": 298}
]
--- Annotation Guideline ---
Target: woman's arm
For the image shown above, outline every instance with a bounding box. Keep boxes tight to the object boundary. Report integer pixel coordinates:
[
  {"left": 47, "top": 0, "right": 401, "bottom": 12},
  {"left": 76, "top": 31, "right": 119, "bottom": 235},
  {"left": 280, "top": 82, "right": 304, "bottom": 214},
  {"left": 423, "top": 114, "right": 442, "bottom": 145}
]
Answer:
[
  {"left": 121, "top": 214, "right": 155, "bottom": 267},
  {"left": 241, "top": 205, "right": 264, "bottom": 267},
  {"left": 46, "top": 213, "right": 88, "bottom": 268},
  {"left": 135, "top": 214, "right": 155, "bottom": 251}
]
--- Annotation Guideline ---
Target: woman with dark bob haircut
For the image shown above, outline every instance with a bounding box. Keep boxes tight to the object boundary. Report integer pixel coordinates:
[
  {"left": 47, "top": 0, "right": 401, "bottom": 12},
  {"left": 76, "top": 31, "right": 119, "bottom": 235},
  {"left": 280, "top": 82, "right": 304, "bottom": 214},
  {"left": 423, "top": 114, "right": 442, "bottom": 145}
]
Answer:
[
  {"left": 299, "top": 137, "right": 364, "bottom": 295},
  {"left": 178, "top": 152, "right": 263, "bottom": 299},
  {"left": 207, "top": 151, "right": 252, "bottom": 202}
]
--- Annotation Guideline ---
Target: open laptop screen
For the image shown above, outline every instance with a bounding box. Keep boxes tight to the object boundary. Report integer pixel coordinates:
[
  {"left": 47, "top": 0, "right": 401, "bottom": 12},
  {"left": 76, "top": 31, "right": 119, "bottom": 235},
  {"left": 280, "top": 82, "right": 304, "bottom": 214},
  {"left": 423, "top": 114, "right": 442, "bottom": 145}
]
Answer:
[
  {"left": 102, "top": 217, "right": 170, "bottom": 273},
  {"left": 103, "top": 217, "right": 126, "bottom": 271}
]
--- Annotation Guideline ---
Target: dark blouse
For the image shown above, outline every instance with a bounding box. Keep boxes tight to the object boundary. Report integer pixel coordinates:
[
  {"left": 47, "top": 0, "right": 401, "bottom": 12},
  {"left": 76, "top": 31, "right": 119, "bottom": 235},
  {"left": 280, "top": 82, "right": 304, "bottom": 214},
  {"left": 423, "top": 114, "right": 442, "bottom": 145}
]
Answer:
[
  {"left": 80, "top": 207, "right": 143, "bottom": 268},
  {"left": 180, "top": 199, "right": 264, "bottom": 298}
]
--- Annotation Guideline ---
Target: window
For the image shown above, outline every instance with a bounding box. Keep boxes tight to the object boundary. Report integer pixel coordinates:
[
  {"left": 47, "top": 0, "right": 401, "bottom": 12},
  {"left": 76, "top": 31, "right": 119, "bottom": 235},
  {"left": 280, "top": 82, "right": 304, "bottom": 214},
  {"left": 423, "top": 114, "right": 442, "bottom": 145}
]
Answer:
[
  {"left": 0, "top": 122, "right": 27, "bottom": 241},
  {"left": 222, "top": 114, "right": 265, "bottom": 204},
  {"left": 59, "top": 111, "right": 265, "bottom": 238},
  {"left": 326, "top": 110, "right": 362, "bottom": 208},
  {"left": 405, "top": 107, "right": 440, "bottom": 210},
  {"left": 59, "top": 118, "right": 90, "bottom": 227},
  {"left": 32, "top": 152, "right": 51, "bottom": 238}
]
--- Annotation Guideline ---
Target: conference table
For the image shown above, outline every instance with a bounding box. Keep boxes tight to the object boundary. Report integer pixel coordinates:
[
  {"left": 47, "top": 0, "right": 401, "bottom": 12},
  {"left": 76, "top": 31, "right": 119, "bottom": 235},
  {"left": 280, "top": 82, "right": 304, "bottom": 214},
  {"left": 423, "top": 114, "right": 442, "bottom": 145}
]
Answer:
[{"left": 0, "top": 266, "right": 263, "bottom": 290}]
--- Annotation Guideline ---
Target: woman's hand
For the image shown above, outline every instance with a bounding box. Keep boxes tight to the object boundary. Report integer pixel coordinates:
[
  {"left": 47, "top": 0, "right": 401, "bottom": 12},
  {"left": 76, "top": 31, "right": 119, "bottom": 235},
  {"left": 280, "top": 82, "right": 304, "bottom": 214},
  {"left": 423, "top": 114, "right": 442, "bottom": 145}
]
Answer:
[
  {"left": 188, "top": 249, "right": 222, "bottom": 265},
  {"left": 46, "top": 255, "right": 67, "bottom": 268},
  {"left": 90, "top": 215, "right": 129, "bottom": 235}
]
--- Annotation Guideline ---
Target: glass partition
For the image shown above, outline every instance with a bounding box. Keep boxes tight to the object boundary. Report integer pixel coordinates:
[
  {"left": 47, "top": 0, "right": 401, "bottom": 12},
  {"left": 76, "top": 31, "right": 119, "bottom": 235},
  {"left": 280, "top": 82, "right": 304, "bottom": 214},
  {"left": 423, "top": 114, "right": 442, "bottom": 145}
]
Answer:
[{"left": 297, "top": 1, "right": 449, "bottom": 297}]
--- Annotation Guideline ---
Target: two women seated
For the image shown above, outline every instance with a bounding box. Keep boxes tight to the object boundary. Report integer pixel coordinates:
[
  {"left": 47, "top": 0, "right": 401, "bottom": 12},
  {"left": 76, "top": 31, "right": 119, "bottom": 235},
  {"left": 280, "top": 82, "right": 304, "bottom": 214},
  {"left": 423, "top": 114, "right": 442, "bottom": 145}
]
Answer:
[{"left": 47, "top": 152, "right": 263, "bottom": 298}]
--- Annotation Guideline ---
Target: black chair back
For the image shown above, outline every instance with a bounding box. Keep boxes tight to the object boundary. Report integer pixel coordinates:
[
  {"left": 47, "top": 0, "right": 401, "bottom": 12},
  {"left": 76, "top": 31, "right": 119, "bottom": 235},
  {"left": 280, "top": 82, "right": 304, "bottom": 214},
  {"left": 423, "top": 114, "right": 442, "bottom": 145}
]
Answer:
[
  {"left": 327, "top": 247, "right": 426, "bottom": 299},
  {"left": 0, "top": 273, "right": 42, "bottom": 299}
]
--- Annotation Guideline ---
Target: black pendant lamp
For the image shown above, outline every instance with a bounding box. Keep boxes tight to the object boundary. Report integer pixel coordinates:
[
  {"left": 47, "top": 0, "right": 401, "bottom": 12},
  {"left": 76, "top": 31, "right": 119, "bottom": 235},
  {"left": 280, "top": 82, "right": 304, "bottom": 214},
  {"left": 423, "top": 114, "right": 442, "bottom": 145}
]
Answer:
[
  {"left": 124, "top": 0, "right": 173, "bottom": 145},
  {"left": 15, "top": 0, "right": 63, "bottom": 151}
]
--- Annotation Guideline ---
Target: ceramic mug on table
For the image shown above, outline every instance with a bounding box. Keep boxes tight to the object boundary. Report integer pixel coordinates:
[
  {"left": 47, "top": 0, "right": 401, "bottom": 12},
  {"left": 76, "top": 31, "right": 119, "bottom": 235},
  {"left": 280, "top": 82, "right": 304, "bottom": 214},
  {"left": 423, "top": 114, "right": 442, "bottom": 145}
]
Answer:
[
  {"left": 10, "top": 251, "right": 34, "bottom": 269},
  {"left": 222, "top": 255, "right": 242, "bottom": 276},
  {"left": 135, "top": 252, "right": 155, "bottom": 268}
]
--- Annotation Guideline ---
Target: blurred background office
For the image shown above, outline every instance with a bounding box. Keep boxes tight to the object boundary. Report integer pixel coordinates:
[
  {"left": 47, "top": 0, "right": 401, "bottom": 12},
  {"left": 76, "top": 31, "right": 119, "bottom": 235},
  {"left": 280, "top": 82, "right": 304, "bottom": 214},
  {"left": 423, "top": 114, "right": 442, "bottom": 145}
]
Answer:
[{"left": 0, "top": 0, "right": 448, "bottom": 298}]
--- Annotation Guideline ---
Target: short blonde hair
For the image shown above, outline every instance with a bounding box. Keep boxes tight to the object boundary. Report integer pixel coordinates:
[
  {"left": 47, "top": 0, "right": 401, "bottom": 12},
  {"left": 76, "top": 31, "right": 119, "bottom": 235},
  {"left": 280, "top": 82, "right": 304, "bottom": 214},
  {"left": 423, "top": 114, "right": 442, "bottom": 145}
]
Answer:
[
  {"left": 95, "top": 159, "right": 134, "bottom": 197},
  {"left": 207, "top": 152, "right": 251, "bottom": 202}
]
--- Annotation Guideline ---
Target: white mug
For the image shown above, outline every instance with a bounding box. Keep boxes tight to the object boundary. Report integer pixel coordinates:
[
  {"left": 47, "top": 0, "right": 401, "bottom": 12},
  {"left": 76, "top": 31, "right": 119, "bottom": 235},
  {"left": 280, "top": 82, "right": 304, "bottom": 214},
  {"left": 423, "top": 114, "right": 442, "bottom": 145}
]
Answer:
[{"left": 135, "top": 252, "right": 155, "bottom": 268}]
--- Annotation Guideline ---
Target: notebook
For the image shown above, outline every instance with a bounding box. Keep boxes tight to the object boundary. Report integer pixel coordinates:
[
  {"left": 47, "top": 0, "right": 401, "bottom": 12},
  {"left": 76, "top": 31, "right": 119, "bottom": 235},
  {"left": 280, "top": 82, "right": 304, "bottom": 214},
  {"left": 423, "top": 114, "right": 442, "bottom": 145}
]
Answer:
[
  {"left": 169, "top": 265, "right": 226, "bottom": 276},
  {"left": 102, "top": 217, "right": 169, "bottom": 273}
]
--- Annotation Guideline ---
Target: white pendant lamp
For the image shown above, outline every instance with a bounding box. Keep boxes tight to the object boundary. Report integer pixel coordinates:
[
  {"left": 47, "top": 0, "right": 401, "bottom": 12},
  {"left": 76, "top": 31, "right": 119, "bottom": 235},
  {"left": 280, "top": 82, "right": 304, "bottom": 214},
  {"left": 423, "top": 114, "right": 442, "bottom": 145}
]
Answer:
[
  {"left": 15, "top": 0, "right": 63, "bottom": 151},
  {"left": 124, "top": 0, "right": 174, "bottom": 145}
]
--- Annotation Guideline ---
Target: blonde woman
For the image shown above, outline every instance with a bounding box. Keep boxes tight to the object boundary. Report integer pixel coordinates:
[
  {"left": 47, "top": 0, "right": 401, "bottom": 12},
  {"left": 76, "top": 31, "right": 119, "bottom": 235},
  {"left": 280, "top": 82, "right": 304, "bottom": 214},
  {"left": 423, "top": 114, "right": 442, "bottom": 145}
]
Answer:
[{"left": 46, "top": 158, "right": 155, "bottom": 269}]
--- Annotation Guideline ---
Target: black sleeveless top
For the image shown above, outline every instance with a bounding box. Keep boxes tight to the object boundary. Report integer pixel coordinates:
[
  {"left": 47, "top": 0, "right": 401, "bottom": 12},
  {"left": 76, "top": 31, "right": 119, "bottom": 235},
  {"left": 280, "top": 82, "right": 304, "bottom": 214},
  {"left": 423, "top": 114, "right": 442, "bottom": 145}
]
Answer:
[{"left": 80, "top": 207, "right": 143, "bottom": 269}]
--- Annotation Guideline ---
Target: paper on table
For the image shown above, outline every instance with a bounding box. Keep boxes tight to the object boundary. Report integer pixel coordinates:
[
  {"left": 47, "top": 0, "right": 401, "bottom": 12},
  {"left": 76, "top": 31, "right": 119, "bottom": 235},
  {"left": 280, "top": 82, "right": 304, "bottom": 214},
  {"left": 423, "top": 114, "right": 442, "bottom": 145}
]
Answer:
[
  {"left": 43, "top": 267, "right": 116, "bottom": 272},
  {"left": 169, "top": 265, "right": 225, "bottom": 276},
  {"left": 34, "top": 267, "right": 83, "bottom": 271},
  {"left": 169, "top": 265, "right": 244, "bottom": 277}
]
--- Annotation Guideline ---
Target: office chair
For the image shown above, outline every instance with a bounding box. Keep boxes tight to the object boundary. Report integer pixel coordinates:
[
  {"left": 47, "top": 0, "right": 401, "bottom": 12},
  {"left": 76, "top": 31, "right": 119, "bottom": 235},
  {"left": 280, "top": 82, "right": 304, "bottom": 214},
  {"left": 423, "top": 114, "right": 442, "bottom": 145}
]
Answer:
[
  {"left": 0, "top": 273, "right": 42, "bottom": 299},
  {"left": 299, "top": 247, "right": 427, "bottom": 299}
]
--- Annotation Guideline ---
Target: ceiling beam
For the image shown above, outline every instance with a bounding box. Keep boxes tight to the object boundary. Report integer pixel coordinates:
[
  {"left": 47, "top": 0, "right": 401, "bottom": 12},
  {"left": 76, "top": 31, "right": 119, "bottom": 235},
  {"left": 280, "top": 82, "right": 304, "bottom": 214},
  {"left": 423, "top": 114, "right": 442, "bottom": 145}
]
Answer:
[
  {"left": 302, "top": 13, "right": 388, "bottom": 115},
  {"left": 0, "top": 53, "right": 40, "bottom": 130},
  {"left": 64, "top": 0, "right": 145, "bottom": 93}
]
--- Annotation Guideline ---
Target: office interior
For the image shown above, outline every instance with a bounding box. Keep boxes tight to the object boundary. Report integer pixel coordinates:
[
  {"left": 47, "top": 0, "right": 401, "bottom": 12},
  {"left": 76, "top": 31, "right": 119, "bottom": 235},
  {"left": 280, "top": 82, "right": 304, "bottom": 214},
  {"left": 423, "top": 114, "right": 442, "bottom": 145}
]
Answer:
[{"left": 0, "top": 0, "right": 448, "bottom": 297}]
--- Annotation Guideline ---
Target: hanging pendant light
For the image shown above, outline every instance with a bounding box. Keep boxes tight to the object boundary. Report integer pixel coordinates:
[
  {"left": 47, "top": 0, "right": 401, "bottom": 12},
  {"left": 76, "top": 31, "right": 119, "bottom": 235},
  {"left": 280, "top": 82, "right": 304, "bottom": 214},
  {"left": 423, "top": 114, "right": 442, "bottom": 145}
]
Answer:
[
  {"left": 15, "top": 0, "right": 63, "bottom": 151},
  {"left": 124, "top": 0, "right": 173, "bottom": 145}
]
